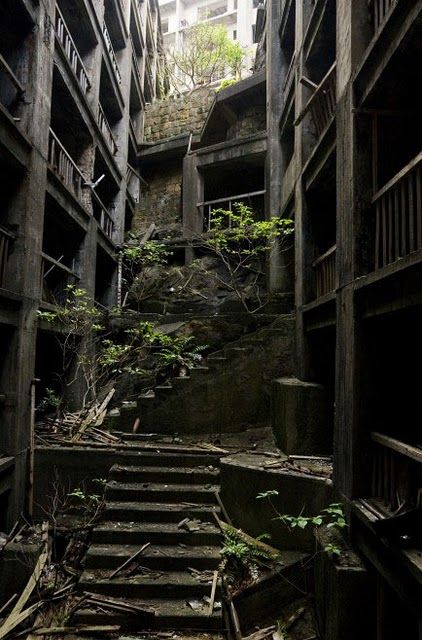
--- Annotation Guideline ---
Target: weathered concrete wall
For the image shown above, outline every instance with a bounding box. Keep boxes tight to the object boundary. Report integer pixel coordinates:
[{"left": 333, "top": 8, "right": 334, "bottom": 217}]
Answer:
[
  {"left": 144, "top": 89, "right": 216, "bottom": 142},
  {"left": 226, "top": 105, "right": 266, "bottom": 140},
  {"left": 135, "top": 160, "right": 183, "bottom": 231},
  {"left": 314, "top": 530, "right": 377, "bottom": 640},
  {"left": 118, "top": 317, "right": 295, "bottom": 434},
  {"left": 272, "top": 378, "right": 332, "bottom": 455},
  {"left": 220, "top": 458, "right": 334, "bottom": 552}
]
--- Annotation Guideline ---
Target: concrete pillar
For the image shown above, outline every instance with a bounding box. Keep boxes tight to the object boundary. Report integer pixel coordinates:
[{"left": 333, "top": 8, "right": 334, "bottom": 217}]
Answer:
[{"left": 271, "top": 377, "right": 332, "bottom": 455}]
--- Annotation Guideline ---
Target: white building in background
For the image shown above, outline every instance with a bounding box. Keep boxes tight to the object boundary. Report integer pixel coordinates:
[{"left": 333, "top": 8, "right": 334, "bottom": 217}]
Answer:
[{"left": 159, "top": 0, "right": 261, "bottom": 73}]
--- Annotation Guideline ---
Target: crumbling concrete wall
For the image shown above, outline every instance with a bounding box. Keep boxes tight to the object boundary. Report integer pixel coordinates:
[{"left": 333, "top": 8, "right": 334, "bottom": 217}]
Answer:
[
  {"left": 135, "top": 160, "right": 182, "bottom": 232},
  {"left": 226, "top": 105, "right": 267, "bottom": 140},
  {"left": 143, "top": 88, "right": 216, "bottom": 142}
]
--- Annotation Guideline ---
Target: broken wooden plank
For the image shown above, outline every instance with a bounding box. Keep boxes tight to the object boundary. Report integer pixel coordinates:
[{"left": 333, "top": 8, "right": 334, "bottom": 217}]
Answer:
[
  {"left": 216, "top": 517, "right": 280, "bottom": 558},
  {"left": 214, "top": 490, "right": 232, "bottom": 525},
  {"left": 109, "top": 542, "right": 151, "bottom": 579},
  {"left": 33, "top": 625, "right": 121, "bottom": 635},
  {"left": 207, "top": 570, "right": 218, "bottom": 616}
]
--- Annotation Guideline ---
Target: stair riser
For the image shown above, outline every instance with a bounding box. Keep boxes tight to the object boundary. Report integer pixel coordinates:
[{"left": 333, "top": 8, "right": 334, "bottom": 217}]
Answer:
[
  {"left": 111, "top": 454, "right": 221, "bottom": 468},
  {"left": 105, "top": 487, "right": 218, "bottom": 504},
  {"left": 72, "top": 610, "right": 223, "bottom": 631},
  {"left": 92, "top": 530, "right": 220, "bottom": 546},
  {"left": 85, "top": 553, "right": 220, "bottom": 571},
  {"left": 78, "top": 581, "right": 221, "bottom": 600},
  {"left": 109, "top": 470, "right": 220, "bottom": 484},
  {"left": 104, "top": 507, "right": 219, "bottom": 523}
]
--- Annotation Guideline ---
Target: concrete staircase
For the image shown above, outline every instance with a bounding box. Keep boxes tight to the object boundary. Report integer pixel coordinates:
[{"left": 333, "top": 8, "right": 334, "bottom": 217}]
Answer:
[
  {"left": 75, "top": 447, "right": 224, "bottom": 632},
  {"left": 111, "top": 315, "right": 294, "bottom": 435}
]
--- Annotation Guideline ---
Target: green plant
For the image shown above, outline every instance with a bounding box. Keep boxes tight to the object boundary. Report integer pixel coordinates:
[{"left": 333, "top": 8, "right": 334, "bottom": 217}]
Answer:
[
  {"left": 37, "top": 388, "right": 61, "bottom": 413},
  {"left": 221, "top": 526, "right": 274, "bottom": 580},
  {"left": 68, "top": 479, "right": 106, "bottom": 523},
  {"left": 167, "top": 22, "right": 248, "bottom": 92},
  {"left": 157, "top": 336, "right": 207, "bottom": 371},
  {"left": 120, "top": 240, "right": 172, "bottom": 307},
  {"left": 256, "top": 491, "right": 347, "bottom": 556},
  {"left": 192, "top": 203, "right": 294, "bottom": 313}
]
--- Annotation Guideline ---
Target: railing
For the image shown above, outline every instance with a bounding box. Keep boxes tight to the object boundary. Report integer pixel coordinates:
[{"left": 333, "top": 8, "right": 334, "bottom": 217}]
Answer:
[
  {"left": 370, "top": 0, "right": 396, "bottom": 34},
  {"left": 197, "top": 190, "right": 266, "bottom": 232},
  {"left": 312, "top": 245, "right": 336, "bottom": 298},
  {"left": 373, "top": 151, "right": 422, "bottom": 270},
  {"left": 295, "top": 63, "right": 336, "bottom": 137},
  {"left": 48, "top": 129, "right": 85, "bottom": 202},
  {"left": 92, "top": 191, "right": 115, "bottom": 240},
  {"left": 370, "top": 432, "right": 422, "bottom": 512},
  {"left": 55, "top": 7, "right": 91, "bottom": 95},
  {"left": 127, "top": 163, "right": 148, "bottom": 203},
  {"left": 0, "top": 52, "right": 25, "bottom": 115},
  {"left": 97, "top": 103, "right": 118, "bottom": 155},
  {"left": 41, "top": 252, "right": 80, "bottom": 305},
  {"left": 283, "top": 52, "right": 296, "bottom": 96},
  {"left": 103, "top": 21, "right": 122, "bottom": 84},
  {"left": 0, "top": 225, "right": 16, "bottom": 288}
]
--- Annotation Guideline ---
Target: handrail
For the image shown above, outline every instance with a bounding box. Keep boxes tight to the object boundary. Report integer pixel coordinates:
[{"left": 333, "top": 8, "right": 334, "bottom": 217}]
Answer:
[
  {"left": 48, "top": 129, "right": 86, "bottom": 202},
  {"left": 312, "top": 244, "right": 336, "bottom": 268},
  {"left": 0, "top": 52, "right": 25, "bottom": 94},
  {"left": 97, "top": 103, "right": 118, "bottom": 155},
  {"left": 294, "top": 62, "right": 336, "bottom": 126},
  {"left": 55, "top": 6, "right": 91, "bottom": 95},
  {"left": 41, "top": 252, "right": 79, "bottom": 278},
  {"left": 197, "top": 190, "right": 266, "bottom": 209},
  {"left": 371, "top": 432, "right": 422, "bottom": 465},
  {"left": 127, "top": 163, "right": 149, "bottom": 188},
  {"left": 372, "top": 151, "right": 422, "bottom": 203},
  {"left": 283, "top": 52, "right": 296, "bottom": 94},
  {"left": 103, "top": 21, "right": 122, "bottom": 84},
  {"left": 92, "top": 190, "right": 115, "bottom": 239},
  {"left": 0, "top": 225, "right": 16, "bottom": 287}
]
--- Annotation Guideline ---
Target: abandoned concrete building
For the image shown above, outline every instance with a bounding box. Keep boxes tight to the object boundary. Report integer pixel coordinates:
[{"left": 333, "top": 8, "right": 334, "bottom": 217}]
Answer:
[{"left": 0, "top": 1, "right": 421, "bottom": 640}]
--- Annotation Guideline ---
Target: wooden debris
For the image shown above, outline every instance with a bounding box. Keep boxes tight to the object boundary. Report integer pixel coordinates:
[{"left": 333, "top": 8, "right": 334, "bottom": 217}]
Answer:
[
  {"left": 207, "top": 570, "right": 219, "bottom": 616},
  {"left": 243, "top": 626, "right": 276, "bottom": 640},
  {"left": 228, "top": 599, "right": 242, "bottom": 640},
  {"left": 197, "top": 442, "right": 230, "bottom": 455},
  {"left": 214, "top": 490, "right": 232, "bottom": 524},
  {"left": 0, "top": 594, "right": 17, "bottom": 618},
  {"left": 216, "top": 516, "right": 280, "bottom": 558},
  {"left": 33, "top": 625, "right": 120, "bottom": 635},
  {"left": 83, "top": 593, "right": 154, "bottom": 617},
  {"left": 284, "top": 606, "right": 306, "bottom": 631},
  {"left": 109, "top": 542, "right": 151, "bottom": 579}
]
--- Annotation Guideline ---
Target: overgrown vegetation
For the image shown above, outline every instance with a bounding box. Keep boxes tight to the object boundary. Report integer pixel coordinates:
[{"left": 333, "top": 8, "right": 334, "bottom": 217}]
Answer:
[
  {"left": 167, "top": 22, "right": 248, "bottom": 92},
  {"left": 37, "top": 286, "right": 206, "bottom": 413},
  {"left": 221, "top": 525, "right": 276, "bottom": 590},
  {"left": 256, "top": 491, "right": 347, "bottom": 557}
]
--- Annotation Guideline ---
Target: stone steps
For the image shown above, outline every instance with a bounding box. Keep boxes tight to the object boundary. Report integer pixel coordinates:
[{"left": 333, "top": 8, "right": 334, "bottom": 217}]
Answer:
[
  {"left": 73, "top": 598, "right": 223, "bottom": 631},
  {"left": 109, "top": 463, "right": 220, "bottom": 484},
  {"left": 85, "top": 543, "right": 221, "bottom": 571},
  {"left": 77, "top": 449, "right": 224, "bottom": 632},
  {"left": 104, "top": 501, "right": 220, "bottom": 523},
  {"left": 105, "top": 481, "right": 219, "bottom": 504},
  {"left": 92, "top": 521, "right": 221, "bottom": 546},
  {"left": 79, "top": 570, "right": 222, "bottom": 599}
]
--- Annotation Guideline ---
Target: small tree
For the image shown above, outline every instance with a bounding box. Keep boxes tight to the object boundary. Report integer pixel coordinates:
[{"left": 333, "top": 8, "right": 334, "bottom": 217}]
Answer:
[{"left": 168, "top": 22, "right": 247, "bottom": 92}]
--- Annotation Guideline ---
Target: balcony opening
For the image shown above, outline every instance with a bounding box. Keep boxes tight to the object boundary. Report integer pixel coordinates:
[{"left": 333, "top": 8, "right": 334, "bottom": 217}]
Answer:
[
  {"left": 363, "top": 306, "right": 422, "bottom": 513},
  {"left": 199, "top": 157, "right": 266, "bottom": 231},
  {"left": 306, "top": 325, "right": 335, "bottom": 453},
  {"left": 0, "top": 0, "right": 33, "bottom": 122},
  {"left": 35, "top": 328, "right": 66, "bottom": 415},
  {"left": 95, "top": 245, "right": 116, "bottom": 308},
  {"left": 99, "top": 60, "right": 124, "bottom": 123},
  {"left": 303, "top": 0, "right": 336, "bottom": 84},
  {"left": 130, "top": 71, "right": 145, "bottom": 140},
  {"left": 41, "top": 194, "right": 84, "bottom": 305},
  {"left": 56, "top": 0, "right": 97, "bottom": 72},
  {"left": 104, "top": 0, "right": 126, "bottom": 51},
  {"left": 306, "top": 152, "right": 336, "bottom": 300},
  {"left": 280, "top": 97, "right": 295, "bottom": 175},
  {"left": 50, "top": 68, "right": 92, "bottom": 168},
  {"left": 280, "top": 0, "right": 295, "bottom": 70}
]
